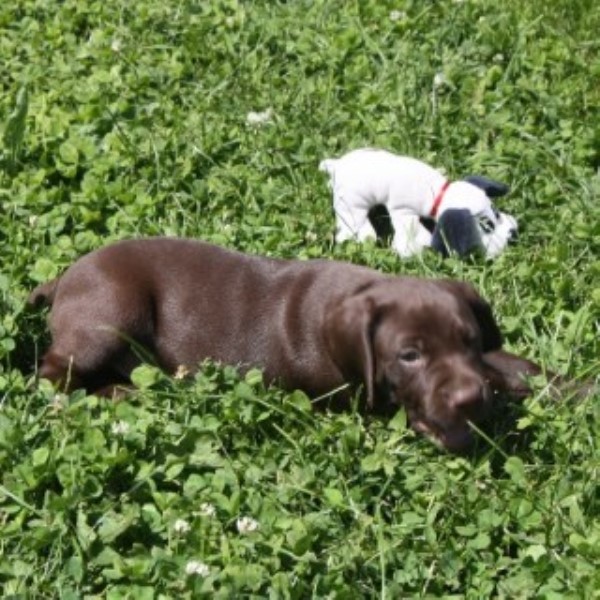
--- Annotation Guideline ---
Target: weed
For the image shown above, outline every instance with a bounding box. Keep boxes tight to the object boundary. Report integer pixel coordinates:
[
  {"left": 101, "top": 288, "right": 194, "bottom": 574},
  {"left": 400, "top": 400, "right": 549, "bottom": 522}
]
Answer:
[{"left": 0, "top": 0, "right": 598, "bottom": 596}]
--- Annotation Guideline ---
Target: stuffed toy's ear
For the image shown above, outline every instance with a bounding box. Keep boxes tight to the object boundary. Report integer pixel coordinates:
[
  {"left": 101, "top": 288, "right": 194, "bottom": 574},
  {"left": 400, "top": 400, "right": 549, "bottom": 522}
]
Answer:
[
  {"left": 430, "top": 209, "right": 483, "bottom": 258},
  {"left": 463, "top": 175, "right": 509, "bottom": 198}
]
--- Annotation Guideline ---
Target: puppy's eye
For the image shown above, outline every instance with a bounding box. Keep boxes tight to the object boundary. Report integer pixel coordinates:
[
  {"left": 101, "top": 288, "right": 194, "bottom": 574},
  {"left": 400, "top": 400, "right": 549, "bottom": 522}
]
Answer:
[
  {"left": 477, "top": 214, "right": 496, "bottom": 234},
  {"left": 398, "top": 349, "right": 421, "bottom": 363}
]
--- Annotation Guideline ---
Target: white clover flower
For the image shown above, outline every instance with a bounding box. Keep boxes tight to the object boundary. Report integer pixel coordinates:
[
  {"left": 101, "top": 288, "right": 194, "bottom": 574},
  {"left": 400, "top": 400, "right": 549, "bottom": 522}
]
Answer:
[
  {"left": 389, "top": 10, "right": 406, "bottom": 21},
  {"left": 236, "top": 516, "right": 260, "bottom": 534},
  {"left": 111, "top": 420, "right": 130, "bottom": 436},
  {"left": 50, "top": 393, "right": 67, "bottom": 411},
  {"left": 433, "top": 72, "right": 447, "bottom": 88},
  {"left": 174, "top": 364, "right": 190, "bottom": 380},
  {"left": 198, "top": 502, "right": 216, "bottom": 518},
  {"left": 111, "top": 38, "right": 122, "bottom": 53},
  {"left": 174, "top": 518, "right": 191, "bottom": 534},
  {"left": 185, "top": 560, "right": 210, "bottom": 577},
  {"left": 246, "top": 108, "right": 274, "bottom": 127},
  {"left": 29, "top": 215, "right": 38, "bottom": 227}
]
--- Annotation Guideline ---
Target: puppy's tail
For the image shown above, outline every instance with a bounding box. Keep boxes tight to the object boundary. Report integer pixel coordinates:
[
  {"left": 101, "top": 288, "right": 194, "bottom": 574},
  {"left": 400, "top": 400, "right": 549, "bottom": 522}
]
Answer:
[{"left": 28, "top": 278, "right": 59, "bottom": 308}]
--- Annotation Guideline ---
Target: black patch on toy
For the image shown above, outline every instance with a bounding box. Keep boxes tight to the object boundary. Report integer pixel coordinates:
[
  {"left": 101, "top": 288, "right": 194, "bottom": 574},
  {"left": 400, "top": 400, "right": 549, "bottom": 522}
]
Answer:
[
  {"left": 368, "top": 204, "right": 395, "bottom": 242},
  {"left": 430, "top": 209, "right": 483, "bottom": 258},
  {"left": 368, "top": 206, "right": 486, "bottom": 258}
]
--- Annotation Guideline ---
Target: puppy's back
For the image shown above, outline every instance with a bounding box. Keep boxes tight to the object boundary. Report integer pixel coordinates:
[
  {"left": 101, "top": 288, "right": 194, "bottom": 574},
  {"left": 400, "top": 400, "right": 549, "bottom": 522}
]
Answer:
[{"left": 33, "top": 238, "right": 381, "bottom": 393}]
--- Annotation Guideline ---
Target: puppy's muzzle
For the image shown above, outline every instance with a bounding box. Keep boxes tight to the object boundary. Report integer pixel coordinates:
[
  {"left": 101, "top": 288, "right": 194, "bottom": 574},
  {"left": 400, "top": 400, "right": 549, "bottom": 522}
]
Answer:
[{"left": 445, "top": 380, "right": 490, "bottom": 422}]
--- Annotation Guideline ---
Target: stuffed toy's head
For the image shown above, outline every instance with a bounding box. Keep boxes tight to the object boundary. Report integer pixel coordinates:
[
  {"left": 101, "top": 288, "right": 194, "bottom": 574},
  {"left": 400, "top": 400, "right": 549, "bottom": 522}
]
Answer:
[
  {"left": 430, "top": 176, "right": 517, "bottom": 258},
  {"left": 320, "top": 148, "right": 518, "bottom": 260}
]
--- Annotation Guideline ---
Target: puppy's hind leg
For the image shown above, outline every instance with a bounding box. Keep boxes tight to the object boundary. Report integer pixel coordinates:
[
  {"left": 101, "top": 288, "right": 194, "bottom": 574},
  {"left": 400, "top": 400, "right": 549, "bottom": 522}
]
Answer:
[
  {"left": 38, "top": 296, "right": 152, "bottom": 394},
  {"left": 37, "top": 346, "right": 86, "bottom": 392},
  {"left": 36, "top": 325, "right": 137, "bottom": 394}
]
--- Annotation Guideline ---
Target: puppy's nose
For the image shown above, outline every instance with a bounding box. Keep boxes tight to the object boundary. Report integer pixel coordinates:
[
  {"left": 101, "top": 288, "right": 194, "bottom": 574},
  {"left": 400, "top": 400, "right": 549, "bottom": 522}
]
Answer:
[
  {"left": 448, "top": 382, "right": 486, "bottom": 417},
  {"left": 508, "top": 228, "right": 518, "bottom": 243}
]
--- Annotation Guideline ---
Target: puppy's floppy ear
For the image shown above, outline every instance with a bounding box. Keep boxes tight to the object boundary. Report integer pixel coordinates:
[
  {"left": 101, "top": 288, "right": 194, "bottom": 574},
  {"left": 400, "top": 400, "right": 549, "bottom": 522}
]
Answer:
[
  {"left": 323, "top": 290, "right": 377, "bottom": 409},
  {"left": 441, "top": 280, "right": 503, "bottom": 351},
  {"left": 482, "top": 350, "right": 541, "bottom": 400},
  {"left": 484, "top": 351, "right": 596, "bottom": 401},
  {"left": 463, "top": 175, "right": 509, "bottom": 198}
]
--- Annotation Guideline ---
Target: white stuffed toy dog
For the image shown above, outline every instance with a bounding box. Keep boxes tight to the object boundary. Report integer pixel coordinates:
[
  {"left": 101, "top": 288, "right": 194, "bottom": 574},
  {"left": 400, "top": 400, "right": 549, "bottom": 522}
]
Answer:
[{"left": 319, "top": 148, "right": 517, "bottom": 258}]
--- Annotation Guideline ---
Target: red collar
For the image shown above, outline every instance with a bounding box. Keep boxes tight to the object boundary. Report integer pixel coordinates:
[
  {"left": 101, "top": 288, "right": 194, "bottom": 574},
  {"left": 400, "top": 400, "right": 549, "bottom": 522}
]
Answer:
[{"left": 429, "top": 180, "right": 451, "bottom": 218}]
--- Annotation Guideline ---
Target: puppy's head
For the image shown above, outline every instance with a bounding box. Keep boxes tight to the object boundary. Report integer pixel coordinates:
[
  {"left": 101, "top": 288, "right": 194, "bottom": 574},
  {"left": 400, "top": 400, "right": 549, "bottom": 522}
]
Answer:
[
  {"left": 324, "top": 278, "right": 504, "bottom": 452},
  {"left": 441, "top": 179, "right": 517, "bottom": 259}
]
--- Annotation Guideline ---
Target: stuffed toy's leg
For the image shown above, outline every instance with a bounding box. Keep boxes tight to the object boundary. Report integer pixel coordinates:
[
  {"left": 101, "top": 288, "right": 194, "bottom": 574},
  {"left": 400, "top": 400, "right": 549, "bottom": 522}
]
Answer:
[
  {"left": 390, "top": 214, "right": 432, "bottom": 257},
  {"left": 333, "top": 192, "right": 377, "bottom": 242}
]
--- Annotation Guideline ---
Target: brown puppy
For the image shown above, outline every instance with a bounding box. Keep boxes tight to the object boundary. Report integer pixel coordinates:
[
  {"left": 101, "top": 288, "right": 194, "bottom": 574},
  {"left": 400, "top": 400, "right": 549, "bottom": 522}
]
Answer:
[{"left": 29, "top": 238, "right": 544, "bottom": 452}]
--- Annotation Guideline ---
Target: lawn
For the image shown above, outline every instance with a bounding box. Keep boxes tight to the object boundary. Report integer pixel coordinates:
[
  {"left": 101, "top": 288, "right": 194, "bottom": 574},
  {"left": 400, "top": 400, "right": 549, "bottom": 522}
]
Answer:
[{"left": 0, "top": 0, "right": 598, "bottom": 597}]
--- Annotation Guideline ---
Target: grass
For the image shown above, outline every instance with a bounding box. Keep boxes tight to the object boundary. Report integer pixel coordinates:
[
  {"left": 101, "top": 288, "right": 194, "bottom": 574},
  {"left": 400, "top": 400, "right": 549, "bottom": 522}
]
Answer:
[{"left": 0, "top": 0, "right": 598, "bottom": 597}]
